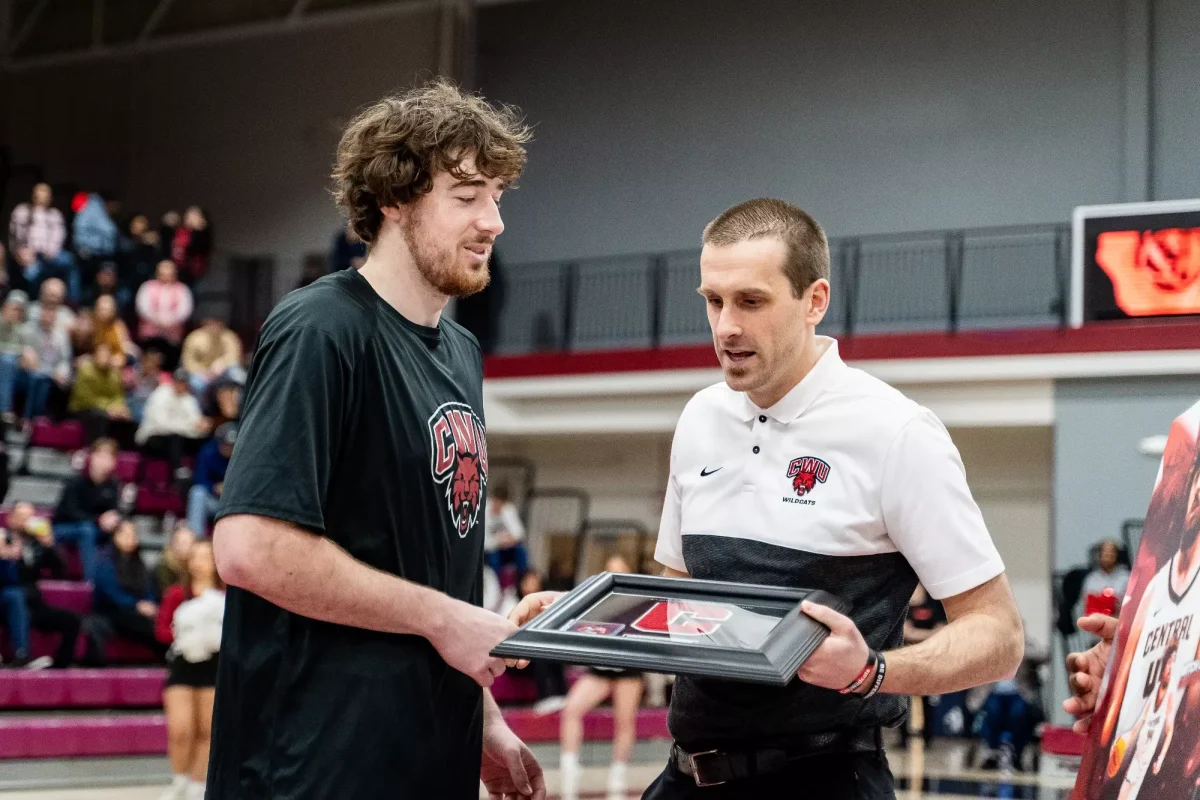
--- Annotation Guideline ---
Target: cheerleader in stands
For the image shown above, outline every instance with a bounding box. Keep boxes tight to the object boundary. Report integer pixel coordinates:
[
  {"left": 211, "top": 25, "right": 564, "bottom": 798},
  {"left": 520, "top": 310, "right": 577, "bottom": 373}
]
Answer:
[{"left": 156, "top": 540, "right": 225, "bottom": 800}]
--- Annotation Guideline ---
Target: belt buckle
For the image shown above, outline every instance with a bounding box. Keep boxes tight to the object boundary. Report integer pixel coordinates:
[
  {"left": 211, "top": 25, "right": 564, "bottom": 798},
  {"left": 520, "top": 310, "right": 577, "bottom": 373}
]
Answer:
[{"left": 686, "top": 749, "right": 727, "bottom": 788}]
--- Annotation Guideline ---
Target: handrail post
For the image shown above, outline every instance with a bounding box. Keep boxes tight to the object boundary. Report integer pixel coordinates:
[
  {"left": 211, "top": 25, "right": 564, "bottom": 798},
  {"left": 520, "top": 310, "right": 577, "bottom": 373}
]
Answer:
[
  {"left": 649, "top": 255, "right": 666, "bottom": 349},
  {"left": 561, "top": 262, "right": 578, "bottom": 351},
  {"left": 842, "top": 239, "right": 860, "bottom": 338},
  {"left": 945, "top": 231, "right": 965, "bottom": 334},
  {"left": 1053, "top": 224, "right": 1070, "bottom": 327}
]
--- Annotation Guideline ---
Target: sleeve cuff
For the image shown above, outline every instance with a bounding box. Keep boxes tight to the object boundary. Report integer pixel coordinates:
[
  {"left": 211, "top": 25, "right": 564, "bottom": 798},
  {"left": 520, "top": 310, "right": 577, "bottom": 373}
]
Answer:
[
  {"left": 214, "top": 504, "right": 326, "bottom": 535},
  {"left": 923, "top": 558, "right": 1006, "bottom": 600},
  {"left": 653, "top": 543, "right": 687, "bottom": 573}
]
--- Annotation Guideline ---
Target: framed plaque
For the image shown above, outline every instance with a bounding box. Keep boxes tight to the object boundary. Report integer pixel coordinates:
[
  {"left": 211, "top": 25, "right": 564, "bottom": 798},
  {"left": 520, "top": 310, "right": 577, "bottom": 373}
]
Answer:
[{"left": 491, "top": 572, "right": 850, "bottom": 686}]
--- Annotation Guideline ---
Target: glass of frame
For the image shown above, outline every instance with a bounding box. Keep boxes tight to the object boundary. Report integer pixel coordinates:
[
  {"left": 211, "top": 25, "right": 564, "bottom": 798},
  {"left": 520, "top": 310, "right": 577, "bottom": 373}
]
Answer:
[{"left": 491, "top": 572, "right": 850, "bottom": 686}]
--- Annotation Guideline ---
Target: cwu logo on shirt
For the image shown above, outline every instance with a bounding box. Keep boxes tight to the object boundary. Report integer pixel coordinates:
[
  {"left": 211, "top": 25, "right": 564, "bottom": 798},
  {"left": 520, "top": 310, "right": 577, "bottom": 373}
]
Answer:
[
  {"left": 785, "top": 456, "right": 830, "bottom": 503},
  {"left": 427, "top": 402, "right": 489, "bottom": 538}
]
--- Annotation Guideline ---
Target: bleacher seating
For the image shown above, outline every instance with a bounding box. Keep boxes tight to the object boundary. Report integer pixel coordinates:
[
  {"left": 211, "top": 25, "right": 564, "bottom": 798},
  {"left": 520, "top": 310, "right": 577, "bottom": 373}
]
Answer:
[
  {"left": 0, "top": 668, "right": 165, "bottom": 708},
  {"left": 0, "top": 701, "right": 669, "bottom": 760}
]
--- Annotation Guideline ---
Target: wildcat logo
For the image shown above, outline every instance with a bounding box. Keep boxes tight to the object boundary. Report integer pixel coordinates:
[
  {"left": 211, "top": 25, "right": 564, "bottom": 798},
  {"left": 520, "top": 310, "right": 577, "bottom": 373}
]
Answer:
[
  {"left": 787, "top": 456, "right": 830, "bottom": 497},
  {"left": 427, "top": 402, "right": 489, "bottom": 538},
  {"left": 631, "top": 601, "right": 733, "bottom": 636}
]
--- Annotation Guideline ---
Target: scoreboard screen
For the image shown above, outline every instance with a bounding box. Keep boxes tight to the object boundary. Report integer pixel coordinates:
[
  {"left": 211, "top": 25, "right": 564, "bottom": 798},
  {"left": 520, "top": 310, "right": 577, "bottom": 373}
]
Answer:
[{"left": 1072, "top": 200, "right": 1200, "bottom": 326}]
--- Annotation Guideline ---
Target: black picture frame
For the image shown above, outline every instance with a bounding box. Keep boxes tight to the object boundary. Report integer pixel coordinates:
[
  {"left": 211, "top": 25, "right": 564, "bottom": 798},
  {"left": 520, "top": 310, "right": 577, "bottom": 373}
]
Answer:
[{"left": 491, "top": 573, "right": 850, "bottom": 686}]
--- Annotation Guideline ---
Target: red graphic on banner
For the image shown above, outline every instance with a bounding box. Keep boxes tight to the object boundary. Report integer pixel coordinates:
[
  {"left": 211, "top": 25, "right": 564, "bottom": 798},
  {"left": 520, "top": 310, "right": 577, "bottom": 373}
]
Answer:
[{"left": 631, "top": 601, "right": 733, "bottom": 636}]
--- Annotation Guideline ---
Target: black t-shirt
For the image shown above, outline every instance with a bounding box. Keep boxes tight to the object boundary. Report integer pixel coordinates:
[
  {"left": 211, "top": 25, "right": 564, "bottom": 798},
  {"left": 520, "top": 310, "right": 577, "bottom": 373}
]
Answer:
[{"left": 207, "top": 270, "right": 490, "bottom": 800}]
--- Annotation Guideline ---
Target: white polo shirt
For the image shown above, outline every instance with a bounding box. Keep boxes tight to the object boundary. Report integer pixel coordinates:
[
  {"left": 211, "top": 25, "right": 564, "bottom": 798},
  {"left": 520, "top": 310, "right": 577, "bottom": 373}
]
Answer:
[{"left": 655, "top": 337, "right": 1005, "bottom": 745}]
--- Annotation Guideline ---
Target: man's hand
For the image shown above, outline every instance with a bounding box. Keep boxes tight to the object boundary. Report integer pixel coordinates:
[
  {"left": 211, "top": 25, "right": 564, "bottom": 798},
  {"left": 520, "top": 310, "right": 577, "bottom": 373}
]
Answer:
[
  {"left": 480, "top": 719, "right": 546, "bottom": 800},
  {"left": 20, "top": 348, "right": 37, "bottom": 371},
  {"left": 135, "top": 600, "right": 158, "bottom": 618},
  {"left": 502, "top": 591, "right": 563, "bottom": 669},
  {"left": 214, "top": 482, "right": 223, "bottom": 497},
  {"left": 796, "top": 600, "right": 871, "bottom": 690},
  {"left": 429, "top": 601, "right": 517, "bottom": 688},
  {"left": 98, "top": 510, "right": 120, "bottom": 533},
  {"left": 1063, "top": 614, "right": 1119, "bottom": 733},
  {"left": 494, "top": 532, "right": 519, "bottom": 551}
]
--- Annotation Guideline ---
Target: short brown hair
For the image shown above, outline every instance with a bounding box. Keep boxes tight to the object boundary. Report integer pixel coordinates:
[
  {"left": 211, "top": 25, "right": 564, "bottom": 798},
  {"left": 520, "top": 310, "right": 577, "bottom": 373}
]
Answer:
[
  {"left": 332, "top": 79, "right": 531, "bottom": 245},
  {"left": 702, "top": 199, "right": 830, "bottom": 297}
]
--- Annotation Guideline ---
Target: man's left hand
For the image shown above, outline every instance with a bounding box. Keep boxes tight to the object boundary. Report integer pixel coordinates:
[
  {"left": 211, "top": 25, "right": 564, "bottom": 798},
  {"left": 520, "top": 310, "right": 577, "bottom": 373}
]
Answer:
[
  {"left": 480, "top": 720, "right": 546, "bottom": 800},
  {"left": 98, "top": 510, "right": 120, "bottom": 533},
  {"left": 796, "top": 600, "right": 871, "bottom": 691}
]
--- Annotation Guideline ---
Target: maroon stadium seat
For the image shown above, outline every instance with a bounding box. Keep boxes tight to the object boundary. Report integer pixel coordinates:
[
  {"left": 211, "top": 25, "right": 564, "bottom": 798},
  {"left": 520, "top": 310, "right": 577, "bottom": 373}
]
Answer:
[{"left": 29, "top": 418, "right": 85, "bottom": 451}]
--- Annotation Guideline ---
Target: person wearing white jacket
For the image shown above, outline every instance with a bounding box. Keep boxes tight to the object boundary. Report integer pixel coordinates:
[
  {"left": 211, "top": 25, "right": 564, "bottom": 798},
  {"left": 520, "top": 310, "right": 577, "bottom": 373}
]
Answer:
[
  {"left": 155, "top": 540, "right": 225, "bottom": 800},
  {"left": 136, "top": 370, "right": 210, "bottom": 483}
]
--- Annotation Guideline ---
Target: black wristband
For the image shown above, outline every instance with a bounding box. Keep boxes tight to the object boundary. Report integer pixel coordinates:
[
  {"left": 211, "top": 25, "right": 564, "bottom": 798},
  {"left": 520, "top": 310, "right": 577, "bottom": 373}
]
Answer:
[{"left": 861, "top": 650, "right": 886, "bottom": 700}]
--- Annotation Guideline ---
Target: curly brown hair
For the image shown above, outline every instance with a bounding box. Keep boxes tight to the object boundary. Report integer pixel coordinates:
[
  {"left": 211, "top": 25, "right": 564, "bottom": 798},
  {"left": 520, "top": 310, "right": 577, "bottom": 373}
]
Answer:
[{"left": 332, "top": 79, "right": 531, "bottom": 245}]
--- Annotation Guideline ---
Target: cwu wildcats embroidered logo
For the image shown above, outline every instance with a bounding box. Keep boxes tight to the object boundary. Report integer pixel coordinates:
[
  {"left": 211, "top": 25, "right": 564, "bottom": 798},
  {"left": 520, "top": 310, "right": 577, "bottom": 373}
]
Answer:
[
  {"left": 787, "top": 456, "right": 830, "bottom": 497},
  {"left": 427, "top": 402, "right": 489, "bottom": 537}
]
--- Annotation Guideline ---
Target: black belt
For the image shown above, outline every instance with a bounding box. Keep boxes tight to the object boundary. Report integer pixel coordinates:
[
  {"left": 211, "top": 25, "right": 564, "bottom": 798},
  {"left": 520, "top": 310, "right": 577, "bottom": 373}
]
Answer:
[{"left": 671, "top": 728, "right": 883, "bottom": 788}]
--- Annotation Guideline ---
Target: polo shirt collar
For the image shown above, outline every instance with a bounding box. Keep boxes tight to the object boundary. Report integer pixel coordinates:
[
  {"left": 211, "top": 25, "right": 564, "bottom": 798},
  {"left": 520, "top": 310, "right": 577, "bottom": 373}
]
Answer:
[{"left": 740, "top": 337, "right": 844, "bottom": 424}]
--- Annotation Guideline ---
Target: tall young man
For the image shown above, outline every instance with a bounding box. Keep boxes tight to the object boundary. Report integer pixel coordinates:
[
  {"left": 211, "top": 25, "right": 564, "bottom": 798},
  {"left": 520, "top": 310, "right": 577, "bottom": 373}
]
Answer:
[{"left": 208, "top": 81, "right": 544, "bottom": 800}]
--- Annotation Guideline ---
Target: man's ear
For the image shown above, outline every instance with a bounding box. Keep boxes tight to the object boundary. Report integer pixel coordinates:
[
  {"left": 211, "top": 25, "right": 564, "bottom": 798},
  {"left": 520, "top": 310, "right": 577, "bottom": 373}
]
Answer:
[
  {"left": 380, "top": 204, "right": 405, "bottom": 225},
  {"left": 806, "top": 279, "right": 831, "bottom": 326}
]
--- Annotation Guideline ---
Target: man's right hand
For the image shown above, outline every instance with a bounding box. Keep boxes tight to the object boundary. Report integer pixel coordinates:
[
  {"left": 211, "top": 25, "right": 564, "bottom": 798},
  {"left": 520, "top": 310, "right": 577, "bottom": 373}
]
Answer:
[
  {"left": 1063, "top": 614, "right": 1119, "bottom": 733},
  {"left": 431, "top": 601, "right": 518, "bottom": 688},
  {"left": 135, "top": 600, "right": 158, "bottom": 618},
  {"left": 98, "top": 510, "right": 120, "bottom": 533}
]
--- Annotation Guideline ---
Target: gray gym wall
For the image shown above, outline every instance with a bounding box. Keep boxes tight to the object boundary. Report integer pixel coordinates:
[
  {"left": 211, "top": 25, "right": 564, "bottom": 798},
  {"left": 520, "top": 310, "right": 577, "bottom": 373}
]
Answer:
[{"left": 477, "top": 0, "right": 1199, "bottom": 263}]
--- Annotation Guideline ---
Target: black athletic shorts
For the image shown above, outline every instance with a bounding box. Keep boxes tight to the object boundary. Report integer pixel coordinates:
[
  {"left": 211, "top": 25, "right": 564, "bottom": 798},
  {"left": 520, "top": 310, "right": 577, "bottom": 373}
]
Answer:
[{"left": 166, "top": 652, "right": 220, "bottom": 688}]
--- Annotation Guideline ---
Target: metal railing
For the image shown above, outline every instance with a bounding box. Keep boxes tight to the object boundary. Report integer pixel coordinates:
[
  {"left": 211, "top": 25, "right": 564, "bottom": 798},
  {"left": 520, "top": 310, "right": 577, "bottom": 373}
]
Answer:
[{"left": 494, "top": 223, "right": 1070, "bottom": 355}]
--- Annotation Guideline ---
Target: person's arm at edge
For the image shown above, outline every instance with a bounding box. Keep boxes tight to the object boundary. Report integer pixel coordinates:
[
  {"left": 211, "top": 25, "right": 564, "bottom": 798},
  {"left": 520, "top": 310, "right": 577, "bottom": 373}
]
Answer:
[
  {"left": 877, "top": 573, "right": 1023, "bottom": 695},
  {"left": 214, "top": 513, "right": 513, "bottom": 686}
]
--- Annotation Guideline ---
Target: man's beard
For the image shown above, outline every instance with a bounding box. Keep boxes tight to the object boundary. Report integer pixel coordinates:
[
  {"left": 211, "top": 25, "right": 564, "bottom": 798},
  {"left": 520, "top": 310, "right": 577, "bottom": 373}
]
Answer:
[{"left": 403, "top": 213, "right": 491, "bottom": 298}]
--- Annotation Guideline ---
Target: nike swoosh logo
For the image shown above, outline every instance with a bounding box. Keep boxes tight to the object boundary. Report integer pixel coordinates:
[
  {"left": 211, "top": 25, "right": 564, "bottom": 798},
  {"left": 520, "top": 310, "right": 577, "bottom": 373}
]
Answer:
[{"left": 700, "top": 467, "right": 722, "bottom": 477}]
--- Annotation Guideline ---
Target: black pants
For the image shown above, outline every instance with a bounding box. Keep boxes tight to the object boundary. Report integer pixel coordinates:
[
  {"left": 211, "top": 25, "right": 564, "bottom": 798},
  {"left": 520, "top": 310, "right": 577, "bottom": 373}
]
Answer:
[
  {"left": 29, "top": 601, "right": 82, "bottom": 667},
  {"left": 78, "top": 409, "right": 138, "bottom": 450},
  {"left": 142, "top": 434, "right": 202, "bottom": 484},
  {"left": 103, "top": 606, "right": 166, "bottom": 658},
  {"left": 641, "top": 750, "right": 896, "bottom": 799}
]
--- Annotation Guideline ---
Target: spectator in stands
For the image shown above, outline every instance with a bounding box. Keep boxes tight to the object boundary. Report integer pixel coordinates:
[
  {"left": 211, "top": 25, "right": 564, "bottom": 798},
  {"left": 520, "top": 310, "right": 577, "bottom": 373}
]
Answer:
[
  {"left": 92, "top": 294, "right": 136, "bottom": 363},
  {"left": 93, "top": 518, "right": 162, "bottom": 655},
  {"left": 19, "top": 304, "right": 72, "bottom": 420},
  {"left": 156, "top": 539, "right": 224, "bottom": 800},
  {"left": 155, "top": 526, "right": 196, "bottom": 597},
  {"left": 118, "top": 215, "right": 161, "bottom": 300},
  {"left": 8, "top": 511, "right": 86, "bottom": 668},
  {"left": 187, "top": 423, "right": 236, "bottom": 537},
  {"left": 53, "top": 438, "right": 122, "bottom": 582},
  {"left": 8, "top": 183, "right": 70, "bottom": 293},
  {"left": 12, "top": 246, "right": 40, "bottom": 294},
  {"left": 162, "top": 207, "right": 213, "bottom": 286},
  {"left": 484, "top": 483, "right": 528, "bottom": 578},
  {"left": 900, "top": 584, "right": 946, "bottom": 747},
  {"left": 559, "top": 554, "right": 644, "bottom": 800},
  {"left": 136, "top": 369, "right": 209, "bottom": 484},
  {"left": 0, "top": 242, "right": 11, "bottom": 300},
  {"left": 69, "top": 343, "right": 136, "bottom": 447},
  {"left": 1079, "top": 539, "right": 1129, "bottom": 619},
  {"left": 0, "top": 525, "right": 52, "bottom": 668},
  {"left": 180, "top": 317, "right": 242, "bottom": 395},
  {"left": 125, "top": 348, "right": 169, "bottom": 423},
  {"left": 83, "top": 263, "right": 126, "bottom": 311},
  {"left": 136, "top": 260, "right": 193, "bottom": 365},
  {"left": 28, "top": 277, "right": 76, "bottom": 335},
  {"left": 72, "top": 192, "right": 120, "bottom": 300},
  {"left": 329, "top": 221, "right": 367, "bottom": 272},
  {"left": 0, "top": 290, "right": 34, "bottom": 419},
  {"left": 201, "top": 376, "right": 241, "bottom": 431}
]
